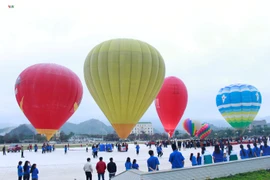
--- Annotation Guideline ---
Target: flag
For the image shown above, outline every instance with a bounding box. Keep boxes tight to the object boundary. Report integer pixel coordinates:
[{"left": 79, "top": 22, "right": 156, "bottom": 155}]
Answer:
[{"left": 8, "top": 5, "right": 14, "bottom": 8}]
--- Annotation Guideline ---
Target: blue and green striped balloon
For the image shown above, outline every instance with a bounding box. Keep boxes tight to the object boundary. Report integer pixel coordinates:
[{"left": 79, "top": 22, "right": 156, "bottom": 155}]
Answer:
[{"left": 216, "top": 84, "right": 262, "bottom": 129}]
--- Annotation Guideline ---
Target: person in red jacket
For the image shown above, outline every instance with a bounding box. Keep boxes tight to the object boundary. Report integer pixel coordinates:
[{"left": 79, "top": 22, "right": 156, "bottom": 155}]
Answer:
[{"left": 96, "top": 157, "right": 106, "bottom": 180}]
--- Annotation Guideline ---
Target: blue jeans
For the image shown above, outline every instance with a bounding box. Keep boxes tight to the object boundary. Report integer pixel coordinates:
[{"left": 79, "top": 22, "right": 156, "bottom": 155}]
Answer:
[{"left": 98, "top": 173, "right": 104, "bottom": 180}]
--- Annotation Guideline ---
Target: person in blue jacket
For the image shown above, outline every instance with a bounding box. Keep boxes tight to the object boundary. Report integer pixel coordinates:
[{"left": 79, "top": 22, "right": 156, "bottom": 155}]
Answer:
[
  {"left": 23, "top": 160, "right": 31, "bottom": 180},
  {"left": 34, "top": 144, "right": 38, "bottom": 152},
  {"left": 240, "top": 144, "right": 249, "bottom": 159},
  {"left": 131, "top": 159, "right": 139, "bottom": 170},
  {"left": 30, "top": 164, "right": 39, "bottom": 180},
  {"left": 253, "top": 142, "right": 261, "bottom": 157},
  {"left": 212, "top": 145, "right": 223, "bottom": 163},
  {"left": 17, "top": 161, "right": 23, "bottom": 180},
  {"left": 190, "top": 153, "right": 197, "bottom": 166},
  {"left": 197, "top": 153, "right": 202, "bottom": 165},
  {"left": 92, "top": 146, "right": 97, "bottom": 158},
  {"left": 261, "top": 141, "right": 270, "bottom": 156},
  {"left": 64, "top": 145, "right": 67, "bottom": 154},
  {"left": 169, "top": 144, "right": 185, "bottom": 169},
  {"left": 125, "top": 157, "right": 132, "bottom": 170},
  {"left": 147, "top": 150, "right": 160, "bottom": 172},
  {"left": 135, "top": 144, "right": 140, "bottom": 155},
  {"left": 246, "top": 144, "right": 254, "bottom": 158},
  {"left": 157, "top": 144, "right": 163, "bottom": 157}
]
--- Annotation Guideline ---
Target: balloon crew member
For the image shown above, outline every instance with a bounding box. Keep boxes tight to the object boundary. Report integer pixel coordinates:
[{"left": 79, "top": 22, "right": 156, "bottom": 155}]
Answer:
[
  {"left": 190, "top": 153, "right": 197, "bottom": 166},
  {"left": 157, "top": 144, "right": 163, "bottom": 157},
  {"left": 34, "top": 144, "right": 38, "bottom": 152},
  {"left": 23, "top": 160, "right": 31, "bottom": 180},
  {"left": 262, "top": 141, "right": 270, "bottom": 156},
  {"left": 169, "top": 144, "right": 185, "bottom": 169},
  {"left": 132, "top": 159, "right": 139, "bottom": 170},
  {"left": 17, "top": 161, "right": 23, "bottom": 180},
  {"left": 240, "top": 144, "right": 249, "bottom": 159},
  {"left": 247, "top": 144, "right": 254, "bottom": 158},
  {"left": 64, "top": 145, "right": 67, "bottom": 154},
  {"left": 197, "top": 153, "right": 202, "bottom": 165},
  {"left": 92, "top": 145, "right": 98, "bottom": 158},
  {"left": 30, "top": 163, "right": 39, "bottom": 180},
  {"left": 135, "top": 144, "right": 140, "bottom": 155},
  {"left": 107, "top": 157, "right": 117, "bottom": 180},
  {"left": 212, "top": 145, "right": 223, "bottom": 163},
  {"left": 125, "top": 157, "right": 132, "bottom": 170},
  {"left": 147, "top": 150, "right": 160, "bottom": 172},
  {"left": 253, "top": 142, "right": 261, "bottom": 157}
]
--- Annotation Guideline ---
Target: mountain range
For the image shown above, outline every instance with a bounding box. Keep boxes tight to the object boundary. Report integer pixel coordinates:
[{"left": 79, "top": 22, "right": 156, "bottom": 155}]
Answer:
[
  {"left": 1, "top": 116, "right": 269, "bottom": 136},
  {"left": 0, "top": 119, "right": 162, "bottom": 136}
]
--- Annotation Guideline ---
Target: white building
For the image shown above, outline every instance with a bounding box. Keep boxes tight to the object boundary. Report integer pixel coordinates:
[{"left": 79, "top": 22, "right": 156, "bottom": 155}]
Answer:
[{"left": 131, "top": 122, "right": 153, "bottom": 135}]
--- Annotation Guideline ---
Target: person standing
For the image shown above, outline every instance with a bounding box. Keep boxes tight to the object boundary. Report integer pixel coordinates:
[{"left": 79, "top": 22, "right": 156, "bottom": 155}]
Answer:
[
  {"left": 125, "top": 157, "right": 132, "bottom": 170},
  {"left": 147, "top": 150, "right": 159, "bottom": 172},
  {"left": 83, "top": 158, "right": 93, "bottom": 180},
  {"left": 190, "top": 153, "right": 197, "bottom": 166},
  {"left": 34, "top": 144, "right": 38, "bottom": 152},
  {"left": 213, "top": 145, "right": 224, "bottom": 162},
  {"left": 177, "top": 141, "right": 182, "bottom": 151},
  {"left": 92, "top": 145, "right": 98, "bottom": 158},
  {"left": 197, "top": 153, "right": 202, "bottom": 165},
  {"left": 2, "top": 145, "right": 6, "bottom": 155},
  {"left": 86, "top": 144, "right": 89, "bottom": 153},
  {"left": 96, "top": 157, "right": 106, "bottom": 180},
  {"left": 262, "top": 141, "right": 270, "bottom": 156},
  {"left": 64, "top": 145, "right": 67, "bottom": 154},
  {"left": 21, "top": 145, "right": 24, "bottom": 158},
  {"left": 239, "top": 144, "right": 249, "bottom": 159},
  {"left": 17, "top": 161, "right": 23, "bottom": 180},
  {"left": 157, "top": 144, "right": 163, "bottom": 157},
  {"left": 107, "top": 157, "right": 117, "bottom": 180},
  {"left": 30, "top": 164, "right": 39, "bottom": 180},
  {"left": 23, "top": 160, "right": 31, "bottom": 180},
  {"left": 253, "top": 142, "right": 261, "bottom": 157},
  {"left": 135, "top": 144, "right": 140, "bottom": 155},
  {"left": 169, "top": 144, "right": 185, "bottom": 169}
]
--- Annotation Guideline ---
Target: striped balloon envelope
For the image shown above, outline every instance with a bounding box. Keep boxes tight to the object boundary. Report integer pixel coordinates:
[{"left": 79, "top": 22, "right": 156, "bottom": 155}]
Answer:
[
  {"left": 183, "top": 118, "right": 201, "bottom": 137},
  {"left": 196, "top": 123, "right": 212, "bottom": 140},
  {"left": 216, "top": 84, "right": 262, "bottom": 129}
]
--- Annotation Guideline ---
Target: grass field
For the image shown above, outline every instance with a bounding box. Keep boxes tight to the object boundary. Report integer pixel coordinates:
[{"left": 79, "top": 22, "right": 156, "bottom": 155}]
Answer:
[{"left": 214, "top": 170, "right": 270, "bottom": 180}]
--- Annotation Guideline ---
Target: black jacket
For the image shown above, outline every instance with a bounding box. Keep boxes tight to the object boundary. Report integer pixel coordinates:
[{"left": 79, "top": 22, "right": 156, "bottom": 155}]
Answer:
[{"left": 107, "top": 162, "right": 117, "bottom": 173}]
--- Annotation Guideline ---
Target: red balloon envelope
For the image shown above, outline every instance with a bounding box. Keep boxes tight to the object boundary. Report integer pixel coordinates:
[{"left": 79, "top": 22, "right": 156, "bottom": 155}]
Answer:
[
  {"left": 155, "top": 76, "right": 188, "bottom": 137},
  {"left": 15, "top": 63, "right": 83, "bottom": 140}
]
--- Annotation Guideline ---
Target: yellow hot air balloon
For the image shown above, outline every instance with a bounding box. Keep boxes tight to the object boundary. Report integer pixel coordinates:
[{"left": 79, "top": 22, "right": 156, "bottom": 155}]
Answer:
[{"left": 84, "top": 39, "right": 165, "bottom": 139}]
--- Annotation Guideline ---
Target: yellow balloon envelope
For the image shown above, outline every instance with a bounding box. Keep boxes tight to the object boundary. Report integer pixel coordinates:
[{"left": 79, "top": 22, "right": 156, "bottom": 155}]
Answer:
[{"left": 84, "top": 39, "right": 165, "bottom": 138}]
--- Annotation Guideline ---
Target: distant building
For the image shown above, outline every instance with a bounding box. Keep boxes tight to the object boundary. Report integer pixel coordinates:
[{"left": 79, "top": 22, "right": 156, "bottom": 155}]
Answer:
[
  {"left": 55, "top": 130, "right": 61, "bottom": 139},
  {"left": 249, "top": 120, "right": 267, "bottom": 129},
  {"left": 131, "top": 122, "right": 153, "bottom": 135}
]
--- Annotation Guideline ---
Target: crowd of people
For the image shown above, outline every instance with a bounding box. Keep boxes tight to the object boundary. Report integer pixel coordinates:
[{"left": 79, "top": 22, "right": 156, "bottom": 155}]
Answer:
[
  {"left": 11, "top": 135, "right": 270, "bottom": 180},
  {"left": 17, "top": 160, "right": 39, "bottom": 180}
]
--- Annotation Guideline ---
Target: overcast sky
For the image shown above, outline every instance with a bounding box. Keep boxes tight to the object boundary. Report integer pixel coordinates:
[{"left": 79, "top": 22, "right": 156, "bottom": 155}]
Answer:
[{"left": 0, "top": 0, "right": 270, "bottom": 128}]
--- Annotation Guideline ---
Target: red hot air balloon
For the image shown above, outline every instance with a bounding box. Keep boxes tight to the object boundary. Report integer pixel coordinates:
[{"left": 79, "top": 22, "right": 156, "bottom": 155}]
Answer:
[
  {"left": 15, "top": 63, "right": 83, "bottom": 140},
  {"left": 155, "top": 76, "right": 188, "bottom": 137}
]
